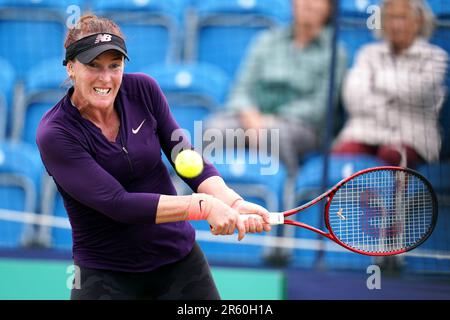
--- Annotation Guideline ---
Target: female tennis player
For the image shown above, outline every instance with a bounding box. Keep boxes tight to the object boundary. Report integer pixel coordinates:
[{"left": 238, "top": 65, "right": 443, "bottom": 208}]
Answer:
[{"left": 36, "top": 14, "right": 270, "bottom": 300}]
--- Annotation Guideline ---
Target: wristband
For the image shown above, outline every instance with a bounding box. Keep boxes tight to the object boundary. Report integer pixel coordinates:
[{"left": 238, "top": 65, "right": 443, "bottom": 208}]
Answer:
[{"left": 186, "top": 193, "right": 212, "bottom": 220}]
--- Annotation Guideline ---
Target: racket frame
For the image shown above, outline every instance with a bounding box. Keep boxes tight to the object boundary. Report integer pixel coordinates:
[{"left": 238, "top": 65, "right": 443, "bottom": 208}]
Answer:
[{"left": 282, "top": 166, "right": 438, "bottom": 256}]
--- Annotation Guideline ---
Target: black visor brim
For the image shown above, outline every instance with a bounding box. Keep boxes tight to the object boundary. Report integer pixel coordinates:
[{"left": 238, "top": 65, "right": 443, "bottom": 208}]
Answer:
[{"left": 76, "top": 45, "right": 129, "bottom": 64}]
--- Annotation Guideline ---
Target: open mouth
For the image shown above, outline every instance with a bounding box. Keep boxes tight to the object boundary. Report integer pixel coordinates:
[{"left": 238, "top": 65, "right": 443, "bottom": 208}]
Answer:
[{"left": 93, "top": 87, "right": 111, "bottom": 96}]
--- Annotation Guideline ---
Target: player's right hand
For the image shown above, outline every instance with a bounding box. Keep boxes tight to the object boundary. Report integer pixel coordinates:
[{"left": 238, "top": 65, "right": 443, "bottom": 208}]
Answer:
[{"left": 204, "top": 196, "right": 246, "bottom": 241}]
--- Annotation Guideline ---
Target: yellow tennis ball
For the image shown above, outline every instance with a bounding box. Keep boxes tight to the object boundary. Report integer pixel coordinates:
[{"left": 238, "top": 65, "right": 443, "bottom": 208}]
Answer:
[{"left": 175, "top": 149, "right": 204, "bottom": 178}]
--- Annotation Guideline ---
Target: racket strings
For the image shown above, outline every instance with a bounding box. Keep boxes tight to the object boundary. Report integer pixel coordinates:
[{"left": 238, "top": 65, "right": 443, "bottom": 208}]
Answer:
[{"left": 328, "top": 170, "right": 435, "bottom": 254}]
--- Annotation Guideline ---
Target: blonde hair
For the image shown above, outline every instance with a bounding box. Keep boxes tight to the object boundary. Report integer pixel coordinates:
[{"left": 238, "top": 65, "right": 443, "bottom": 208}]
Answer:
[{"left": 377, "top": 0, "right": 436, "bottom": 39}]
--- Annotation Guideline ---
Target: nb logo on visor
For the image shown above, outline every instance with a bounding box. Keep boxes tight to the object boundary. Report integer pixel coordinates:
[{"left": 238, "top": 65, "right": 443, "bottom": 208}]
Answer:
[{"left": 95, "top": 34, "right": 112, "bottom": 44}]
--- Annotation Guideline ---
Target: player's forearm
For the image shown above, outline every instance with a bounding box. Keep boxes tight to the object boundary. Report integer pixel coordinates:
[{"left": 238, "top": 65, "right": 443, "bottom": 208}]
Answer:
[
  {"left": 197, "top": 176, "right": 242, "bottom": 207},
  {"left": 155, "top": 195, "right": 191, "bottom": 224},
  {"left": 155, "top": 193, "right": 245, "bottom": 239},
  {"left": 155, "top": 177, "right": 244, "bottom": 224}
]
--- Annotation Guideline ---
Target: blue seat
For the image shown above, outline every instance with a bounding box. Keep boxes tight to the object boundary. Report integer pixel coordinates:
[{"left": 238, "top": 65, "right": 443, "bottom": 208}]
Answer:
[
  {"left": 51, "top": 190, "right": 70, "bottom": 249},
  {"left": 296, "top": 154, "right": 386, "bottom": 192},
  {"left": 338, "top": 0, "right": 379, "bottom": 66},
  {"left": 213, "top": 149, "right": 286, "bottom": 211},
  {"left": 40, "top": 177, "right": 71, "bottom": 250},
  {"left": 338, "top": 22, "right": 377, "bottom": 67},
  {"left": 427, "top": 0, "right": 450, "bottom": 19},
  {"left": 184, "top": 0, "right": 291, "bottom": 79},
  {"left": 417, "top": 162, "right": 450, "bottom": 196},
  {"left": 143, "top": 62, "right": 230, "bottom": 140},
  {"left": 290, "top": 154, "right": 385, "bottom": 269},
  {"left": 423, "top": 1, "right": 449, "bottom": 54},
  {"left": 11, "top": 58, "right": 66, "bottom": 146},
  {"left": 0, "top": 95, "right": 5, "bottom": 141},
  {"left": 0, "top": 57, "right": 15, "bottom": 140},
  {"left": 339, "top": 0, "right": 381, "bottom": 19},
  {"left": 0, "top": 140, "right": 44, "bottom": 247},
  {"left": 431, "top": 23, "right": 450, "bottom": 55},
  {"left": 93, "top": 0, "right": 186, "bottom": 72},
  {"left": 0, "top": 0, "right": 82, "bottom": 79},
  {"left": 438, "top": 69, "right": 450, "bottom": 159}
]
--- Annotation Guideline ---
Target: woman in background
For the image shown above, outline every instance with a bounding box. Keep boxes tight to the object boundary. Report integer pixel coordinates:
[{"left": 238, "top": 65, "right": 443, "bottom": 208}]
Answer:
[
  {"left": 206, "top": 0, "right": 347, "bottom": 175},
  {"left": 333, "top": 0, "right": 448, "bottom": 168}
]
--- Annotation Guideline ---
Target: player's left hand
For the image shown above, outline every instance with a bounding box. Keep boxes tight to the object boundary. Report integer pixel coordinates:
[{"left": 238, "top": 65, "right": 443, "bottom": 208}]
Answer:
[{"left": 232, "top": 200, "right": 271, "bottom": 233}]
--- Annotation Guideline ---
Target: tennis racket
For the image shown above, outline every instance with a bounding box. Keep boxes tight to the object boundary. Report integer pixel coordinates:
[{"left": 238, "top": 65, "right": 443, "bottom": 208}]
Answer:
[{"left": 242, "top": 166, "right": 438, "bottom": 256}]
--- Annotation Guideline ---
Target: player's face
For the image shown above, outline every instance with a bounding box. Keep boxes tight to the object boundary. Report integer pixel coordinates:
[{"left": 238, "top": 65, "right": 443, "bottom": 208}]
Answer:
[
  {"left": 292, "top": 0, "right": 331, "bottom": 30},
  {"left": 70, "top": 50, "right": 124, "bottom": 110},
  {"left": 383, "top": 0, "right": 422, "bottom": 53}
]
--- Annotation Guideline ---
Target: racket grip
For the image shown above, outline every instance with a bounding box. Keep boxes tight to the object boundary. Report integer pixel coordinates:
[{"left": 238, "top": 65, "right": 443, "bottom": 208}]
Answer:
[{"left": 240, "top": 212, "right": 284, "bottom": 225}]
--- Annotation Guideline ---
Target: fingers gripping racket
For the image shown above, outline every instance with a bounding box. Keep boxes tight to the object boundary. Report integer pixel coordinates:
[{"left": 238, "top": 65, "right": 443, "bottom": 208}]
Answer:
[{"left": 243, "top": 166, "right": 437, "bottom": 256}]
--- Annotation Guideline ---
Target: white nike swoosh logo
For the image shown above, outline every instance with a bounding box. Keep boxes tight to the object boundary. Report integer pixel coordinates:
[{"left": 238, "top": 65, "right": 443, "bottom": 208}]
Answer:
[{"left": 132, "top": 119, "right": 146, "bottom": 134}]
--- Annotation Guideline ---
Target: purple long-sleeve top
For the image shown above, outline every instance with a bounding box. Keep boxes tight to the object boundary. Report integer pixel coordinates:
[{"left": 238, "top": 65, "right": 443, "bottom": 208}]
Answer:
[{"left": 36, "top": 73, "right": 220, "bottom": 272}]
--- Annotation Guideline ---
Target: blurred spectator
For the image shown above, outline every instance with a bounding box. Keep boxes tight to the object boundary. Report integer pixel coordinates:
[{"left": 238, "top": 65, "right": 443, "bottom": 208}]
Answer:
[
  {"left": 333, "top": 0, "right": 448, "bottom": 168},
  {"left": 206, "top": 0, "right": 347, "bottom": 175}
]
